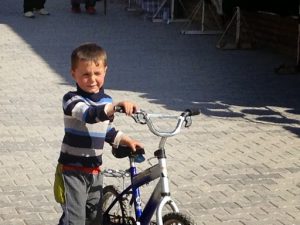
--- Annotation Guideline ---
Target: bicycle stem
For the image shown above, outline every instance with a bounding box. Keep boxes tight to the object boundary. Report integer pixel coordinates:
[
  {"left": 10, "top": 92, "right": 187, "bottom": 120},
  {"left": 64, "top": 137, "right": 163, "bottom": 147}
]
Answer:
[{"left": 159, "top": 137, "right": 168, "bottom": 149}]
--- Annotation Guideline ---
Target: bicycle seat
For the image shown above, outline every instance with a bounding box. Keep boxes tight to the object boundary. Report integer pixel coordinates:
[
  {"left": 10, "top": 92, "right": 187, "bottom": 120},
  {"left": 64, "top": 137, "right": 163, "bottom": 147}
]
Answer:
[{"left": 112, "top": 145, "right": 145, "bottom": 159}]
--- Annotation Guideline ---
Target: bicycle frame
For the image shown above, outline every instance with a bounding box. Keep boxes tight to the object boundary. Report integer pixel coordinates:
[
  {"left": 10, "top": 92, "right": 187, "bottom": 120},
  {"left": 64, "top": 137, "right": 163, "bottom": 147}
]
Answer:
[{"left": 104, "top": 147, "right": 179, "bottom": 225}]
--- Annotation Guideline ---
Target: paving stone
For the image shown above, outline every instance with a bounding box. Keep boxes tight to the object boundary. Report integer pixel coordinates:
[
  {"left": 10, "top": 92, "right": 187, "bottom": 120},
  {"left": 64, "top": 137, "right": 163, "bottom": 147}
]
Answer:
[{"left": 1, "top": 0, "right": 300, "bottom": 224}]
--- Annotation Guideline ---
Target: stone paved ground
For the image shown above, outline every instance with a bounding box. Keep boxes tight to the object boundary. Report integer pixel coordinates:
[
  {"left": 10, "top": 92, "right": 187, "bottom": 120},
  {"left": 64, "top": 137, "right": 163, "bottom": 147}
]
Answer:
[{"left": 0, "top": 0, "right": 300, "bottom": 224}]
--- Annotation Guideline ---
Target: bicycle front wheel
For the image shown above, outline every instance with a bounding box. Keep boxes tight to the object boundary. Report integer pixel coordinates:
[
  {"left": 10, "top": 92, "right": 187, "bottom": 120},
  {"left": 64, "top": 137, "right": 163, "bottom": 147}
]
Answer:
[
  {"left": 163, "top": 212, "right": 195, "bottom": 225},
  {"left": 102, "top": 185, "right": 132, "bottom": 225}
]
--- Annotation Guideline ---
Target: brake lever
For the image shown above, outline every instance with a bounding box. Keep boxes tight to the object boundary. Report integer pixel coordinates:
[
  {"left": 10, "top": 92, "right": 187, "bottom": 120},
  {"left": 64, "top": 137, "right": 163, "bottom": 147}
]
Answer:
[
  {"left": 184, "top": 116, "right": 192, "bottom": 128},
  {"left": 132, "top": 111, "right": 147, "bottom": 124}
]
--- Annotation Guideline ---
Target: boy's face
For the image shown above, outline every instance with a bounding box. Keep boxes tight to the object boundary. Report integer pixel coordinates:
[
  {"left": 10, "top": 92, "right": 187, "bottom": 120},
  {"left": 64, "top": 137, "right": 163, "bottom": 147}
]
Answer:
[{"left": 71, "top": 59, "right": 107, "bottom": 94}]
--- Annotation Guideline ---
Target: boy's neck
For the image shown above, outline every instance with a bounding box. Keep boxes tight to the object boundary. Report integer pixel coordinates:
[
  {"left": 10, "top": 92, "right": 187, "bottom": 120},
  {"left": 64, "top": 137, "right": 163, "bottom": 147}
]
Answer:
[{"left": 76, "top": 83, "right": 104, "bottom": 100}]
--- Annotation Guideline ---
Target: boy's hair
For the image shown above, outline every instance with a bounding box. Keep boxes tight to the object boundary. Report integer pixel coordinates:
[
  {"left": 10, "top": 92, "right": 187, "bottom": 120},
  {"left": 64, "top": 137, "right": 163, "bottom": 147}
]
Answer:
[{"left": 71, "top": 43, "right": 107, "bottom": 70}]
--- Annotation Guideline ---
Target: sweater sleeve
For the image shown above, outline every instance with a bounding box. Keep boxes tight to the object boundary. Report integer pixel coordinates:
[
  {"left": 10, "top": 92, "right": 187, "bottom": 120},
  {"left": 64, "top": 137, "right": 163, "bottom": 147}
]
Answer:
[
  {"left": 63, "top": 93, "right": 111, "bottom": 123},
  {"left": 105, "top": 124, "right": 124, "bottom": 147}
]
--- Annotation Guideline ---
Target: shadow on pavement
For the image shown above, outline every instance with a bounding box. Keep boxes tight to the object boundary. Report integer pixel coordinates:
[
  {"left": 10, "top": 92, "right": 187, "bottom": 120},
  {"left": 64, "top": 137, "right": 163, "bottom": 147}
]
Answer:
[{"left": 1, "top": 0, "right": 300, "bottom": 136}]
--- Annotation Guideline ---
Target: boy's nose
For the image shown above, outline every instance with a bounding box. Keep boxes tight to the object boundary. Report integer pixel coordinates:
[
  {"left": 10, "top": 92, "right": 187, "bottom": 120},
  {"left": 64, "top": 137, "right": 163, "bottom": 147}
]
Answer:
[{"left": 90, "top": 74, "right": 96, "bottom": 82}]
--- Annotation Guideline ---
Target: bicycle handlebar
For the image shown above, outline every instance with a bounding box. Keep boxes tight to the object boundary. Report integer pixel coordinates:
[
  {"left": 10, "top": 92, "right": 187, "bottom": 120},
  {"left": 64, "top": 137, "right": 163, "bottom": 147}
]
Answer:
[{"left": 114, "top": 106, "right": 200, "bottom": 138}]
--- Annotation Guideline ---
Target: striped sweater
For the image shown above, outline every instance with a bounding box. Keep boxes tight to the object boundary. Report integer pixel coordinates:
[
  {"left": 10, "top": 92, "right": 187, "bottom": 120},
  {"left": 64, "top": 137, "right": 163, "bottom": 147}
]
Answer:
[{"left": 58, "top": 85, "right": 123, "bottom": 168}]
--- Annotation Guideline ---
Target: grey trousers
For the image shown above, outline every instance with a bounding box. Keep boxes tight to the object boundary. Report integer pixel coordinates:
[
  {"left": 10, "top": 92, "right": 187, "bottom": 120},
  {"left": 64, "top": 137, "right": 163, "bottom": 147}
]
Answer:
[{"left": 58, "top": 170, "right": 103, "bottom": 225}]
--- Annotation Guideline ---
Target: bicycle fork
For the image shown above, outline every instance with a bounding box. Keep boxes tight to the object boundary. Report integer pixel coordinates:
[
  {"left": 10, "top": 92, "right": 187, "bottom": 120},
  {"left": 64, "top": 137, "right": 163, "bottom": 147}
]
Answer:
[
  {"left": 130, "top": 147, "right": 179, "bottom": 225},
  {"left": 155, "top": 148, "right": 179, "bottom": 225},
  {"left": 156, "top": 137, "right": 180, "bottom": 223}
]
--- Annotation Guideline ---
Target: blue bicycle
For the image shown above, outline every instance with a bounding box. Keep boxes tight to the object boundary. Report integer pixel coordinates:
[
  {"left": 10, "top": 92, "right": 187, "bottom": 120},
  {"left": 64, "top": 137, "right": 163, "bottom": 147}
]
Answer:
[{"left": 101, "top": 108, "right": 199, "bottom": 225}]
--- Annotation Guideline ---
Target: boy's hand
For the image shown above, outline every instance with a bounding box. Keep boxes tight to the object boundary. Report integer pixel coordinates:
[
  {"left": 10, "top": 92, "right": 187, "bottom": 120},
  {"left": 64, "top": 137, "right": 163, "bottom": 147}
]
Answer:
[
  {"left": 115, "top": 101, "right": 137, "bottom": 116},
  {"left": 119, "top": 135, "right": 143, "bottom": 152}
]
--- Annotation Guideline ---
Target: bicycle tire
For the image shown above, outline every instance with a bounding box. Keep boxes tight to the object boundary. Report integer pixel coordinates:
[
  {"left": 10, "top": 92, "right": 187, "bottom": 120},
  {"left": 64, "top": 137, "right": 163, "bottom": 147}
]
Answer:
[
  {"left": 163, "top": 212, "right": 195, "bottom": 225},
  {"left": 102, "top": 185, "right": 133, "bottom": 225}
]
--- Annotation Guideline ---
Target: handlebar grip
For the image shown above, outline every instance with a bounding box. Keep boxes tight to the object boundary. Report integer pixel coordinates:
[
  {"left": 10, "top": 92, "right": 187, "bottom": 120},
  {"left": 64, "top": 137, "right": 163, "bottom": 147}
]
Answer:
[{"left": 184, "top": 108, "right": 200, "bottom": 116}]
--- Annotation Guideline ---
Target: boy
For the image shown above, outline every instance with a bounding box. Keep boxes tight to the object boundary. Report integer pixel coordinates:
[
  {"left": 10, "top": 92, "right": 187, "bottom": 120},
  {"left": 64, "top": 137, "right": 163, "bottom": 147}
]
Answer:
[{"left": 54, "top": 43, "right": 143, "bottom": 225}]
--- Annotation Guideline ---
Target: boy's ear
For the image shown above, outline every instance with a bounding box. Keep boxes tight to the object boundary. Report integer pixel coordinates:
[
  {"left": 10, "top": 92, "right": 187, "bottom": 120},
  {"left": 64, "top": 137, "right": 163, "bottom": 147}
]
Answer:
[{"left": 70, "top": 69, "right": 75, "bottom": 78}]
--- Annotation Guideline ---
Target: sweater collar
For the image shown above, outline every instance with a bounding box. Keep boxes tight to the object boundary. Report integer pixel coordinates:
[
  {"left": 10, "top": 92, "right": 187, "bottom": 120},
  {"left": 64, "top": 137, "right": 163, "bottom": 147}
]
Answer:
[{"left": 76, "top": 84, "right": 104, "bottom": 102}]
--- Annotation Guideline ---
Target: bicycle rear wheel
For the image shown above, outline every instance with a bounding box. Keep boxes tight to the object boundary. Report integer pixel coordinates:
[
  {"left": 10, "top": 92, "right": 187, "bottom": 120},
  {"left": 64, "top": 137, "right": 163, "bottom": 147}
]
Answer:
[
  {"left": 163, "top": 212, "right": 195, "bottom": 225},
  {"left": 102, "top": 185, "right": 133, "bottom": 225}
]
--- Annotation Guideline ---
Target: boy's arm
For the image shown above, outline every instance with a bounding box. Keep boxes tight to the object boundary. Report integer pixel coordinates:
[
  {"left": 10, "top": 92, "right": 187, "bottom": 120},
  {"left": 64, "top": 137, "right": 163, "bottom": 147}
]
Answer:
[
  {"left": 105, "top": 101, "right": 141, "bottom": 149},
  {"left": 63, "top": 93, "right": 113, "bottom": 123},
  {"left": 105, "top": 124, "right": 142, "bottom": 151},
  {"left": 64, "top": 95, "right": 137, "bottom": 123},
  {"left": 105, "top": 124, "right": 124, "bottom": 147}
]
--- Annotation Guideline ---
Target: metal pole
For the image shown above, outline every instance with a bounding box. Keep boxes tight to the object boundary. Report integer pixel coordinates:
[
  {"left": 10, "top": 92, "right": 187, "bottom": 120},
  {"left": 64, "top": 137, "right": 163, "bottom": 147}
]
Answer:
[
  {"left": 201, "top": 0, "right": 205, "bottom": 32},
  {"left": 296, "top": 2, "right": 300, "bottom": 67},
  {"left": 171, "top": 0, "right": 174, "bottom": 21},
  {"left": 236, "top": 7, "right": 241, "bottom": 48}
]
